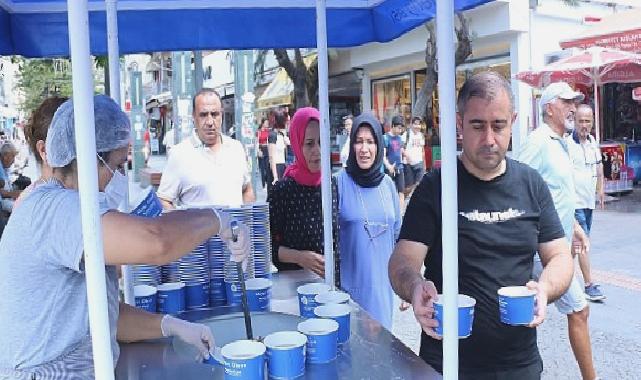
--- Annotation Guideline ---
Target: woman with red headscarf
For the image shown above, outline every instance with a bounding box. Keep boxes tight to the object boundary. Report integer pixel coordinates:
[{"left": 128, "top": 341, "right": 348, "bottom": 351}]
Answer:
[{"left": 268, "top": 107, "right": 339, "bottom": 285}]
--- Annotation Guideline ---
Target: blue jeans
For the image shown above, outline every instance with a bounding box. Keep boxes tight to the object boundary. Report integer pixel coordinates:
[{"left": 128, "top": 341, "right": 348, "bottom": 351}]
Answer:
[{"left": 574, "top": 208, "right": 593, "bottom": 236}]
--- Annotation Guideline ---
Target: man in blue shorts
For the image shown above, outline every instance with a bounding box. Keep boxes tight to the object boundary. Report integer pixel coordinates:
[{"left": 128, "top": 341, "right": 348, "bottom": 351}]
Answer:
[{"left": 384, "top": 115, "right": 406, "bottom": 209}]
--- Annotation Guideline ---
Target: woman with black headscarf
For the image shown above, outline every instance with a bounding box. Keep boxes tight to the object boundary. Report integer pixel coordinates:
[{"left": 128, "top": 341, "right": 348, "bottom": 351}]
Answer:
[{"left": 336, "top": 113, "right": 401, "bottom": 330}]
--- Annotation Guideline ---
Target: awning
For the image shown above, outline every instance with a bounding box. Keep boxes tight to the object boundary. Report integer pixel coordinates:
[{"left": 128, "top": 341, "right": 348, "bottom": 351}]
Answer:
[
  {"left": 256, "top": 69, "right": 293, "bottom": 109},
  {"left": 145, "top": 91, "right": 172, "bottom": 109},
  {"left": 256, "top": 53, "right": 316, "bottom": 110},
  {"left": 560, "top": 8, "right": 641, "bottom": 53}
]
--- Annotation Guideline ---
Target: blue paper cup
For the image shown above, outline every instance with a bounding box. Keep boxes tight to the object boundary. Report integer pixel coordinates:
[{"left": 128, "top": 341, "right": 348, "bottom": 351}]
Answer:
[
  {"left": 130, "top": 188, "right": 163, "bottom": 218},
  {"left": 209, "top": 278, "right": 227, "bottom": 306},
  {"left": 315, "top": 290, "right": 350, "bottom": 305},
  {"left": 297, "top": 283, "right": 331, "bottom": 318},
  {"left": 433, "top": 294, "right": 476, "bottom": 338},
  {"left": 245, "top": 278, "right": 272, "bottom": 312},
  {"left": 297, "top": 318, "right": 339, "bottom": 364},
  {"left": 157, "top": 282, "right": 185, "bottom": 314},
  {"left": 221, "top": 340, "right": 266, "bottom": 379},
  {"left": 264, "top": 331, "right": 307, "bottom": 379},
  {"left": 185, "top": 283, "right": 208, "bottom": 310},
  {"left": 225, "top": 280, "right": 244, "bottom": 306},
  {"left": 313, "top": 303, "right": 351, "bottom": 344},
  {"left": 134, "top": 285, "right": 157, "bottom": 312},
  {"left": 498, "top": 286, "right": 536, "bottom": 325}
]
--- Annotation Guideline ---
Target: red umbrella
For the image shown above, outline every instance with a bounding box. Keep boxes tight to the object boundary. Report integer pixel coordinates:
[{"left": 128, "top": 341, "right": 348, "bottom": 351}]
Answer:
[{"left": 516, "top": 46, "right": 641, "bottom": 142}]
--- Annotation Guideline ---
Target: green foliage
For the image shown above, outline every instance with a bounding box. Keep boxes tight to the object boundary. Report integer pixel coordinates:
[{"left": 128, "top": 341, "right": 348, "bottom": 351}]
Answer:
[{"left": 15, "top": 58, "right": 73, "bottom": 116}]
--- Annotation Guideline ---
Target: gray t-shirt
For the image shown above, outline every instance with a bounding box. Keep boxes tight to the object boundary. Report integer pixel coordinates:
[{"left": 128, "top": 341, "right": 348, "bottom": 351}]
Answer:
[{"left": 0, "top": 182, "right": 120, "bottom": 377}]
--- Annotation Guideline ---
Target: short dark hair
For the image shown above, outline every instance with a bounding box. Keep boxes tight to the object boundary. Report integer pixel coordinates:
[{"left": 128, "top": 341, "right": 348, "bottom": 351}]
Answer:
[
  {"left": 24, "top": 97, "right": 68, "bottom": 163},
  {"left": 412, "top": 116, "right": 422, "bottom": 124},
  {"left": 272, "top": 107, "right": 288, "bottom": 129},
  {"left": 457, "top": 71, "right": 514, "bottom": 116},
  {"left": 192, "top": 88, "right": 222, "bottom": 111}
]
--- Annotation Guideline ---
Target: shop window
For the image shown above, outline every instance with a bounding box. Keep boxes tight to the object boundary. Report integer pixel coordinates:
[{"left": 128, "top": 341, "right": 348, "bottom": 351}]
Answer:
[{"left": 372, "top": 75, "right": 412, "bottom": 132}]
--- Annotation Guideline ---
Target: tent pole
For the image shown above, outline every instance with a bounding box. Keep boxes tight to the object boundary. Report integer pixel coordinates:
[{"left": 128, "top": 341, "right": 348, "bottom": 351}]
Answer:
[
  {"left": 106, "top": 0, "right": 121, "bottom": 106},
  {"left": 436, "top": 0, "right": 460, "bottom": 378},
  {"left": 106, "top": 0, "right": 134, "bottom": 306},
  {"left": 593, "top": 80, "right": 600, "bottom": 144},
  {"left": 316, "top": 0, "right": 334, "bottom": 289},
  {"left": 67, "top": 0, "right": 115, "bottom": 378}
]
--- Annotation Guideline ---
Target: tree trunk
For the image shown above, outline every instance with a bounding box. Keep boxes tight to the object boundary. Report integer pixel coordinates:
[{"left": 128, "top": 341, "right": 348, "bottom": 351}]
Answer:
[
  {"left": 103, "top": 58, "right": 111, "bottom": 97},
  {"left": 413, "top": 22, "right": 437, "bottom": 124},
  {"left": 273, "top": 48, "right": 315, "bottom": 111},
  {"left": 413, "top": 12, "right": 472, "bottom": 127}
]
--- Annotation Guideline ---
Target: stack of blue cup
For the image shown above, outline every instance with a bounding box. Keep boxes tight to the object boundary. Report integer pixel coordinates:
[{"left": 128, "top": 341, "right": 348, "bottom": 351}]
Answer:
[
  {"left": 250, "top": 202, "right": 272, "bottom": 279},
  {"left": 161, "top": 261, "right": 180, "bottom": 283},
  {"left": 132, "top": 265, "right": 161, "bottom": 287},
  {"left": 179, "top": 242, "right": 210, "bottom": 310},
  {"left": 208, "top": 235, "right": 227, "bottom": 306},
  {"left": 130, "top": 189, "right": 163, "bottom": 287}
]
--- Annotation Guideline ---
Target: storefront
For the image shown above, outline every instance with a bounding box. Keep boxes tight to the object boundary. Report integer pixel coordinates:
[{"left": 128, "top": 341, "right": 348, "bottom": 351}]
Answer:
[{"left": 560, "top": 7, "right": 641, "bottom": 187}]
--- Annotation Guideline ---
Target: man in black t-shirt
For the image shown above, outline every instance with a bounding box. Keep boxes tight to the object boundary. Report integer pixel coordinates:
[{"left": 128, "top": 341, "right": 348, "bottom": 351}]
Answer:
[{"left": 389, "top": 72, "right": 574, "bottom": 379}]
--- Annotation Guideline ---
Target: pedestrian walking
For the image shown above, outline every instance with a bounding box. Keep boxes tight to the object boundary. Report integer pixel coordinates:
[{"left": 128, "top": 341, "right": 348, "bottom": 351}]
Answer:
[
  {"left": 337, "top": 113, "right": 401, "bottom": 330},
  {"left": 158, "top": 88, "right": 255, "bottom": 208},
  {"left": 518, "top": 81, "right": 598, "bottom": 380},
  {"left": 267, "top": 107, "right": 290, "bottom": 192},
  {"left": 384, "top": 115, "right": 406, "bottom": 210},
  {"left": 403, "top": 116, "right": 426, "bottom": 196},
  {"left": 339, "top": 115, "right": 353, "bottom": 168},
  {"left": 389, "top": 71, "right": 573, "bottom": 378},
  {"left": 256, "top": 118, "right": 271, "bottom": 189},
  {"left": 571, "top": 104, "right": 606, "bottom": 302}
]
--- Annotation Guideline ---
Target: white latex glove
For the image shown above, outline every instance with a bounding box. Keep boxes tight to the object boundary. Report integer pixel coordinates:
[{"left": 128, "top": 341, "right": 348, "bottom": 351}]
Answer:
[
  {"left": 214, "top": 208, "right": 251, "bottom": 268},
  {"left": 161, "top": 315, "right": 214, "bottom": 362}
]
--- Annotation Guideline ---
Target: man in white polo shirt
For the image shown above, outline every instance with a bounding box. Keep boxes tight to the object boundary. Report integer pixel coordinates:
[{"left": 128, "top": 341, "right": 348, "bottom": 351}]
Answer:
[{"left": 158, "top": 88, "right": 255, "bottom": 208}]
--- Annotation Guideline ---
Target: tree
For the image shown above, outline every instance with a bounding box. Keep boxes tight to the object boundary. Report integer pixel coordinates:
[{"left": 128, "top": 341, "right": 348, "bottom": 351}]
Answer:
[
  {"left": 412, "top": 13, "right": 472, "bottom": 129},
  {"left": 255, "top": 49, "right": 319, "bottom": 110},
  {"left": 15, "top": 58, "right": 73, "bottom": 116},
  {"left": 16, "top": 57, "right": 109, "bottom": 116}
]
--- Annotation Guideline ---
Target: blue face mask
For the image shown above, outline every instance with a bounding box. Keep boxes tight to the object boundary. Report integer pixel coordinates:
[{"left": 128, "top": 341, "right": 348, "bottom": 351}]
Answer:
[{"left": 97, "top": 154, "right": 128, "bottom": 209}]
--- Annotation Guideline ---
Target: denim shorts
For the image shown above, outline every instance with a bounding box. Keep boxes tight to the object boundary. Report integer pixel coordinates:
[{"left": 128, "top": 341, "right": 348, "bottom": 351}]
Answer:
[
  {"left": 532, "top": 254, "right": 587, "bottom": 315},
  {"left": 574, "top": 208, "right": 593, "bottom": 236}
]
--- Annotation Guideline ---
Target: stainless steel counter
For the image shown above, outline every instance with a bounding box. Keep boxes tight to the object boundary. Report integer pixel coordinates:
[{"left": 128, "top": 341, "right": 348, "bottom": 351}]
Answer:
[{"left": 115, "top": 270, "right": 442, "bottom": 379}]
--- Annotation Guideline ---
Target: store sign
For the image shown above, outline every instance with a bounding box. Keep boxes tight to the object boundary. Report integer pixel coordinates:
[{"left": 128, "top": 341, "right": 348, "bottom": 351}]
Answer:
[{"left": 633, "top": 87, "right": 641, "bottom": 101}]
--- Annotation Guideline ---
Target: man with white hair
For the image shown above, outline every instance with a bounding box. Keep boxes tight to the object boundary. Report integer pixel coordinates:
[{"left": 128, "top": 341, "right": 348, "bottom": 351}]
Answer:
[
  {"left": 518, "top": 82, "right": 597, "bottom": 380},
  {"left": 0, "top": 142, "right": 22, "bottom": 204}
]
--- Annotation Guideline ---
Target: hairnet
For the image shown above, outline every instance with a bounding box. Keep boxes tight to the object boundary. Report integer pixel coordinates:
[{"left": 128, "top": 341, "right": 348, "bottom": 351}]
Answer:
[{"left": 46, "top": 95, "right": 131, "bottom": 168}]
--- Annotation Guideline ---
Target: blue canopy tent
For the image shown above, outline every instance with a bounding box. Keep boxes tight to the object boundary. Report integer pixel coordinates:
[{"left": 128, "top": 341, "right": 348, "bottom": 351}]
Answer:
[
  {"left": 0, "top": 0, "right": 489, "bottom": 56},
  {"left": 0, "top": 0, "right": 492, "bottom": 378}
]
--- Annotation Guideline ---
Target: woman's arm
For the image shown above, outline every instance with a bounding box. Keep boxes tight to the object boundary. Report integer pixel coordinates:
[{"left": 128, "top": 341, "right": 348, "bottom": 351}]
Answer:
[
  {"left": 117, "top": 302, "right": 215, "bottom": 360},
  {"left": 102, "top": 209, "right": 220, "bottom": 266},
  {"left": 117, "top": 302, "right": 163, "bottom": 343},
  {"left": 269, "top": 143, "right": 278, "bottom": 182},
  {"left": 278, "top": 246, "right": 325, "bottom": 278}
]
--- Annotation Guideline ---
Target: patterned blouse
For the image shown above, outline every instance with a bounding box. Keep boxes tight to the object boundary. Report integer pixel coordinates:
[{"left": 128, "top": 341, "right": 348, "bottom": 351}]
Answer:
[{"left": 268, "top": 176, "right": 340, "bottom": 287}]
